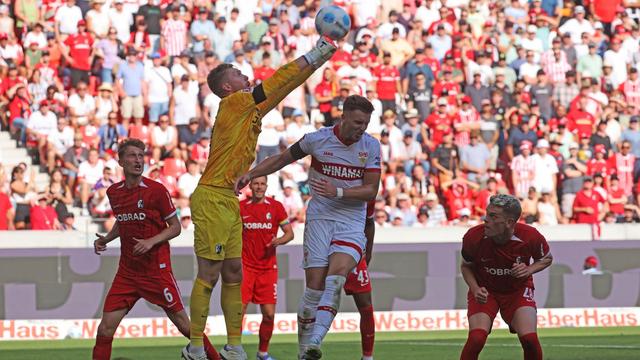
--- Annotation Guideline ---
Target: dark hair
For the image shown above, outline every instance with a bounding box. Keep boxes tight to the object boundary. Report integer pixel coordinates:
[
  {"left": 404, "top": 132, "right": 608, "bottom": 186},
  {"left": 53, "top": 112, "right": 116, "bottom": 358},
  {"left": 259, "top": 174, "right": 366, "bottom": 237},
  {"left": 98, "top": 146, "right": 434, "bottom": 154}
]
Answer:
[
  {"left": 343, "top": 95, "right": 374, "bottom": 114},
  {"left": 489, "top": 194, "right": 522, "bottom": 221},
  {"left": 118, "top": 138, "right": 146, "bottom": 159},
  {"left": 207, "top": 63, "right": 234, "bottom": 97}
]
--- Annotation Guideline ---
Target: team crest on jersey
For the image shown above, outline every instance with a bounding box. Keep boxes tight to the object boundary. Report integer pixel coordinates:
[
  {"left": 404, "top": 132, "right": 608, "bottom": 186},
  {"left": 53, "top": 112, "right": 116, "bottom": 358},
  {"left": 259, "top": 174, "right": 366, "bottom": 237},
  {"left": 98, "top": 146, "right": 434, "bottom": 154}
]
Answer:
[
  {"left": 215, "top": 244, "right": 223, "bottom": 254},
  {"left": 266, "top": 212, "right": 271, "bottom": 220},
  {"left": 137, "top": 200, "right": 144, "bottom": 209},
  {"left": 358, "top": 152, "right": 368, "bottom": 165},
  {"left": 515, "top": 256, "right": 522, "bottom": 264}
]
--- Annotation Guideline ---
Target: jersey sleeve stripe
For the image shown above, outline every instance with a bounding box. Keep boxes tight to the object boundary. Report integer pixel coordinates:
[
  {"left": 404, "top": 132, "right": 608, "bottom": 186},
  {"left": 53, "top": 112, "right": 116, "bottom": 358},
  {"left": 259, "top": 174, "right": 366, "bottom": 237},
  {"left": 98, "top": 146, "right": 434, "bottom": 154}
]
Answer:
[
  {"left": 330, "top": 240, "right": 363, "bottom": 258},
  {"left": 164, "top": 210, "right": 177, "bottom": 220},
  {"left": 279, "top": 219, "right": 290, "bottom": 226}
]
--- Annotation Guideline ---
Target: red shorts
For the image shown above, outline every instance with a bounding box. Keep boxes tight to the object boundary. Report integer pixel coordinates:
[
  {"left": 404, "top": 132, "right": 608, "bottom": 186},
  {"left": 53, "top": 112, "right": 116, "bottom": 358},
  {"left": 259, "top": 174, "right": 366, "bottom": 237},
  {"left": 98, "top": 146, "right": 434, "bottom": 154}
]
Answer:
[
  {"left": 344, "top": 258, "right": 372, "bottom": 295},
  {"left": 467, "top": 287, "right": 536, "bottom": 326},
  {"left": 103, "top": 270, "right": 184, "bottom": 313},
  {"left": 242, "top": 268, "right": 278, "bottom": 305}
]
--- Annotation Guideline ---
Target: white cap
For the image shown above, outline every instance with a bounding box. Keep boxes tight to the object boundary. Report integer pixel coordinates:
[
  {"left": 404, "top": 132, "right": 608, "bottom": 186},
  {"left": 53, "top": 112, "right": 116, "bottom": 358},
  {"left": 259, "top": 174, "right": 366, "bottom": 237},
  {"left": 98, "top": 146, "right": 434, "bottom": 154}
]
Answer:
[
  {"left": 527, "top": 25, "right": 537, "bottom": 33},
  {"left": 594, "top": 22, "right": 604, "bottom": 29},
  {"left": 459, "top": 208, "right": 471, "bottom": 217},
  {"left": 425, "top": 192, "right": 438, "bottom": 201},
  {"left": 283, "top": 180, "right": 297, "bottom": 189},
  {"left": 397, "top": 193, "right": 410, "bottom": 201},
  {"left": 180, "top": 208, "right": 191, "bottom": 218},
  {"left": 537, "top": 139, "right": 550, "bottom": 148}
]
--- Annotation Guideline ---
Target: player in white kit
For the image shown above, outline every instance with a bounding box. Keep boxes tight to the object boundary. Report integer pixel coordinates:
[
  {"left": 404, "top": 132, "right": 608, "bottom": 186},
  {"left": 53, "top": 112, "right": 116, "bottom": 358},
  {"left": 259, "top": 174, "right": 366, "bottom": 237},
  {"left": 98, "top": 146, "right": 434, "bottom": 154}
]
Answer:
[{"left": 236, "top": 95, "right": 381, "bottom": 360}]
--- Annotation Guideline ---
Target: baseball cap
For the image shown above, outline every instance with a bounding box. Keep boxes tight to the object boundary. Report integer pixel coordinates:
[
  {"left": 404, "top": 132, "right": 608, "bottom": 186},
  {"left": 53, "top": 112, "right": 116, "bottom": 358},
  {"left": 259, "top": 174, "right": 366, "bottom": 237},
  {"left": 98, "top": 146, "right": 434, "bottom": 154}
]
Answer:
[
  {"left": 437, "top": 98, "right": 448, "bottom": 106},
  {"left": 527, "top": 25, "right": 537, "bottom": 33},
  {"left": 234, "top": 49, "right": 244, "bottom": 57},
  {"left": 77, "top": 19, "right": 87, "bottom": 27},
  {"left": 594, "top": 144, "right": 606, "bottom": 154},
  {"left": 405, "top": 108, "right": 419, "bottom": 118},
  {"left": 403, "top": 130, "right": 413, "bottom": 138},
  {"left": 425, "top": 193, "right": 438, "bottom": 202},
  {"left": 149, "top": 52, "right": 161, "bottom": 59},
  {"left": 339, "top": 79, "right": 351, "bottom": 89},
  {"left": 459, "top": 208, "right": 471, "bottom": 217},
  {"left": 397, "top": 193, "right": 410, "bottom": 201},
  {"left": 461, "top": 95, "right": 472, "bottom": 103},
  {"left": 630, "top": 115, "right": 640, "bottom": 122},
  {"left": 39, "top": 99, "right": 49, "bottom": 107},
  {"left": 569, "top": 142, "right": 579, "bottom": 150},
  {"left": 584, "top": 256, "right": 598, "bottom": 267},
  {"left": 574, "top": 5, "right": 585, "bottom": 14},
  {"left": 536, "top": 139, "right": 549, "bottom": 148},
  {"left": 520, "top": 141, "right": 533, "bottom": 151},
  {"left": 283, "top": 180, "right": 296, "bottom": 189},
  {"left": 269, "top": 18, "right": 279, "bottom": 25}
]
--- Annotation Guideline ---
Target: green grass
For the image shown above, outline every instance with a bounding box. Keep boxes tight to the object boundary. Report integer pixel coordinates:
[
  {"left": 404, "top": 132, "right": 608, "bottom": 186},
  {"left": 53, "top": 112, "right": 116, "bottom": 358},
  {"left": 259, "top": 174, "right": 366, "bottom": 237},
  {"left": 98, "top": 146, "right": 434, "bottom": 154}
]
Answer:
[{"left": 3, "top": 327, "right": 639, "bottom": 359}]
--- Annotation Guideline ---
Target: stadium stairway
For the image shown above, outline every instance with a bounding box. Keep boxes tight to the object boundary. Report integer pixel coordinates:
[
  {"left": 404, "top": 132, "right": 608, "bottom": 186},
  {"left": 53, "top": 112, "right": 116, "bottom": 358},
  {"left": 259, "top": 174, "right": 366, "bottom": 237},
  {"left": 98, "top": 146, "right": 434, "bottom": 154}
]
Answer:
[{"left": 0, "top": 130, "right": 99, "bottom": 234}]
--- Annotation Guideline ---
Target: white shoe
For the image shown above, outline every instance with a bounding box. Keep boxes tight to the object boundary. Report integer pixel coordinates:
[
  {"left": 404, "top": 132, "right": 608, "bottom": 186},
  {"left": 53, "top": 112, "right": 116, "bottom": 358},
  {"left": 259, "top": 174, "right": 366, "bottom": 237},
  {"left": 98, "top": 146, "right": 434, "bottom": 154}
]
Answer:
[
  {"left": 256, "top": 353, "right": 277, "bottom": 360},
  {"left": 302, "top": 344, "right": 322, "bottom": 360},
  {"left": 181, "top": 345, "right": 207, "bottom": 360},
  {"left": 220, "top": 344, "right": 248, "bottom": 360}
]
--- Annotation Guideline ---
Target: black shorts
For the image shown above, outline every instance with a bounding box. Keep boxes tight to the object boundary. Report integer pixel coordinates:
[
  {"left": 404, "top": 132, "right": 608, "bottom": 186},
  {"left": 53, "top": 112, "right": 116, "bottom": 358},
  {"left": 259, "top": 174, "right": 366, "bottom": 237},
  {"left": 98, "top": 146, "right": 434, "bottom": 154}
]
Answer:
[{"left": 15, "top": 203, "right": 30, "bottom": 223}]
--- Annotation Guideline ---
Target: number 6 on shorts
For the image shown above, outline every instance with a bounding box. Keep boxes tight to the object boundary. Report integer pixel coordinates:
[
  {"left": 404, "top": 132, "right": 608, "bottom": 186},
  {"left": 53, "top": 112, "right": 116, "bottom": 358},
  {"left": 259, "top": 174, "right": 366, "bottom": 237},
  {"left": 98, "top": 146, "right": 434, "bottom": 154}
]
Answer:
[{"left": 164, "top": 287, "right": 174, "bottom": 303}]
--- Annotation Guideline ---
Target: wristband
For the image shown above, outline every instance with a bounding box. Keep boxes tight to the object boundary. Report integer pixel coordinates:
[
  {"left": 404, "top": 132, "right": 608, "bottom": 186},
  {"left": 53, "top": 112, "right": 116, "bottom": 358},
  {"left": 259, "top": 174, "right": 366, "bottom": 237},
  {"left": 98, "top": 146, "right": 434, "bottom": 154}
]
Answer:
[{"left": 336, "top": 187, "right": 344, "bottom": 199}]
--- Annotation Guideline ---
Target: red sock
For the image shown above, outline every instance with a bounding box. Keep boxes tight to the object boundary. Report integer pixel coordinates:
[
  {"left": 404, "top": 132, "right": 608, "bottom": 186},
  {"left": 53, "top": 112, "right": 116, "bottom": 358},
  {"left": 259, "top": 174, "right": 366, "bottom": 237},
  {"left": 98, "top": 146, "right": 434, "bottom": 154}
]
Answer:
[
  {"left": 358, "top": 305, "right": 375, "bottom": 357},
  {"left": 519, "top": 332, "right": 542, "bottom": 360},
  {"left": 460, "top": 328, "right": 488, "bottom": 360},
  {"left": 258, "top": 317, "right": 274, "bottom": 353},
  {"left": 203, "top": 335, "right": 221, "bottom": 360},
  {"left": 92, "top": 335, "right": 113, "bottom": 360}
]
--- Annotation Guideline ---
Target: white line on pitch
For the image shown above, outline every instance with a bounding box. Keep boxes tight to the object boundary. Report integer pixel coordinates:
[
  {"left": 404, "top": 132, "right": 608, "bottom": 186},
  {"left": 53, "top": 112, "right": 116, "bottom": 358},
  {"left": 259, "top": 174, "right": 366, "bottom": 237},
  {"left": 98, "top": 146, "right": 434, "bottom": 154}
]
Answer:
[{"left": 399, "top": 342, "right": 640, "bottom": 350}]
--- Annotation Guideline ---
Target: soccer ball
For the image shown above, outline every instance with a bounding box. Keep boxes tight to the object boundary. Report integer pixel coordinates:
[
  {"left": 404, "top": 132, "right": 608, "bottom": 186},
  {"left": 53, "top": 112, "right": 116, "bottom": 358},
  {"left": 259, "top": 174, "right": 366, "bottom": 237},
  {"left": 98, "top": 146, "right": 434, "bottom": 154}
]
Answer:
[{"left": 315, "top": 5, "right": 351, "bottom": 41}]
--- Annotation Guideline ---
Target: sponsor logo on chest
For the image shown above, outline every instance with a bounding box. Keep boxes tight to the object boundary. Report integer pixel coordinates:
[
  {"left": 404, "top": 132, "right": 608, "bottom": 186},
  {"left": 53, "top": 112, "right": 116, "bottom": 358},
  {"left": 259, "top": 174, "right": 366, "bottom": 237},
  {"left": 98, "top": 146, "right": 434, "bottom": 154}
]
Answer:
[
  {"left": 116, "top": 212, "right": 146, "bottom": 222},
  {"left": 320, "top": 163, "right": 364, "bottom": 179}
]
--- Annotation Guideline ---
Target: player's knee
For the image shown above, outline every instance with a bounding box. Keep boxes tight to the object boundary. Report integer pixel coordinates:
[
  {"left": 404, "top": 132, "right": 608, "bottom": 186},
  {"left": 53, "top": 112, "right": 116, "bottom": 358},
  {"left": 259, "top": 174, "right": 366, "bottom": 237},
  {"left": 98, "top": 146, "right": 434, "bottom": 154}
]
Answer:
[
  {"left": 467, "top": 328, "right": 488, "bottom": 347},
  {"left": 519, "top": 332, "right": 540, "bottom": 350},
  {"left": 262, "top": 312, "right": 275, "bottom": 322},
  {"left": 96, "top": 320, "right": 117, "bottom": 337}
]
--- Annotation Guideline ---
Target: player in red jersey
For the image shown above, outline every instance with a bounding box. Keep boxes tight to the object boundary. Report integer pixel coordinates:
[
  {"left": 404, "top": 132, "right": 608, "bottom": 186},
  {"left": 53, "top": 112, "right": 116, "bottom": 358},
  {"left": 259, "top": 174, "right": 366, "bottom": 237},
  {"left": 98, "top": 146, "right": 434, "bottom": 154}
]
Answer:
[
  {"left": 91, "top": 139, "right": 220, "bottom": 360},
  {"left": 344, "top": 200, "right": 376, "bottom": 360},
  {"left": 239, "top": 176, "right": 294, "bottom": 360},
  {"left": 460, "top": 194, "right": 552, "bottom": 360}
]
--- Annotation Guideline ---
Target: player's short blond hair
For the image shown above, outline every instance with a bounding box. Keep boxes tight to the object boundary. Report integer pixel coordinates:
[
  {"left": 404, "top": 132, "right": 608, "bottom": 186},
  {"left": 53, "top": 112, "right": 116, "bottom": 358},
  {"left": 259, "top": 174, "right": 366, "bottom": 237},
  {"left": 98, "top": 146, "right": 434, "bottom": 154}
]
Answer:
[
  {"left": 489, "top": 194, "right": 522, "bottom": 221},
  {"left": 118, "top": 138, "right": 146, "bottom": 159}
]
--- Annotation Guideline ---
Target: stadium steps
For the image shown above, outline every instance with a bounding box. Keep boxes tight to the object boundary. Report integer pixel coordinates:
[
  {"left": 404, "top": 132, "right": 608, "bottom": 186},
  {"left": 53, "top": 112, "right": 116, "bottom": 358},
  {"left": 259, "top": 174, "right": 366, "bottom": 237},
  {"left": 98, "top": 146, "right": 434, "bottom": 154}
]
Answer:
[{"left": 0, "top": 131, "right": 49, "bottom": 190}]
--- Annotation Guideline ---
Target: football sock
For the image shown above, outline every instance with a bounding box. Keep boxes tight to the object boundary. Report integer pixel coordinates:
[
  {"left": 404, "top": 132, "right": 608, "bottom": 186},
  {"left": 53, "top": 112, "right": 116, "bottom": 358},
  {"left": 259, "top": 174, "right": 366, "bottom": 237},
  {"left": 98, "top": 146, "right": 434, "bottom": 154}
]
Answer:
[
  {"left": 460, "top": 328, "right": 488, "bottom": 360},
  {"left": 190, "top": 277, "right": 213, "bottom": 348},
  {"left": 92, "top": 335, "right": 113, "bottom": 360},
  {"left": 203, "top": 335, "right": 221, "bottom": 360},
  {"left": 298, "top": 287, "right": 323, "bottom": 356},
  {"left": 258, "top": 317, "right": 274, "bottom": 353},
  {"left": 221, "top": 281, "right": 243, "bottom": 346},
  {"left": 358, "top": 305, "right": 375, "bottom": 357},
  {"left": 519, "top": 332, "right": 543, "bottom": 360},
  {"left": 310, "top": 275, "right": 346, "bottom": 345}
]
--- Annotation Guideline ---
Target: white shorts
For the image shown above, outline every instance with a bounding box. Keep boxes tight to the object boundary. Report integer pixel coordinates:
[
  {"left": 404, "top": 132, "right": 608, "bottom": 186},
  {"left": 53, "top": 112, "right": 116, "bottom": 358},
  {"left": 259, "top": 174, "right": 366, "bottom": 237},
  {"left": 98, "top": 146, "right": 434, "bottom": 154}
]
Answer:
[{"left": 302, "top": 219, "right": 365, "bottom": 269}]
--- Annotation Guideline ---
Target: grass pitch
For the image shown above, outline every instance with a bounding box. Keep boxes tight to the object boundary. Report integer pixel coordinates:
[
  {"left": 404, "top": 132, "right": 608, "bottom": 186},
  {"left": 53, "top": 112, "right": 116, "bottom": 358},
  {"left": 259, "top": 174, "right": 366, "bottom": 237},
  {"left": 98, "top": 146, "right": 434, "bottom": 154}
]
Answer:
[{"left": 2, "top": 326, "right": 639, "bottom": 359}]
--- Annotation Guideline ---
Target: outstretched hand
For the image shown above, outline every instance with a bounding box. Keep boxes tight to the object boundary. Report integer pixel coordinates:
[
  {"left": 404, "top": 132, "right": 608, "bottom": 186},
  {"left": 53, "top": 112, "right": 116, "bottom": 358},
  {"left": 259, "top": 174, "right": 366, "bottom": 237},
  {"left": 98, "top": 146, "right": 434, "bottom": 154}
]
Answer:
[
  {"left": 94, "top": 233, "right": 108, "bottom": 255},
  {"left": 235, "top": 174, "right": 251, "bottom": 195}
]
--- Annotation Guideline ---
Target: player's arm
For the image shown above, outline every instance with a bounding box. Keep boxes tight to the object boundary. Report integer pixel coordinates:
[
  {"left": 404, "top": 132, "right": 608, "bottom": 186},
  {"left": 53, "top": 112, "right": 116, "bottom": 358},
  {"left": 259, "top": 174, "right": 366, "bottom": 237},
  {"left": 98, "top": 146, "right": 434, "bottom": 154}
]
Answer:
[
  {"left": 460, "top": 247, "right": 489, "bottom": 304},
  {"left": 132, "top": 215, "right": 181, "bottom": 256},
  {"left": 271, "top": 221, "right": 294, "bottom": 248},
  {"left": 254, "top": 38, "right": 337, "bottom": 115},
  {"left": 512, "top": 232, "right": 554, "bottom": 278},
  {"left": 310, "top": 169, "right": 381, "bottom": 202},
  {"left": 235, "top": 143, "right": 306, "bottom": 193},
  {"left": 364, "top": 216, "right": 375, "bottom": 265},
  {"left": 94, "top": 221, "right": 120, "bottom": 255}
]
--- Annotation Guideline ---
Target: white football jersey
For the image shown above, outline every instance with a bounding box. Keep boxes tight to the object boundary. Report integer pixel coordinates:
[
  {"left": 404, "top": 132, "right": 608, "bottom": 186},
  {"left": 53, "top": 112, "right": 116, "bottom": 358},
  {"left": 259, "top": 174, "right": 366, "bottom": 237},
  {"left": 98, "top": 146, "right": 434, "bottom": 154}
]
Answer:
[{"left": 299, "top": 126, "right": 381, "bottom": 226}]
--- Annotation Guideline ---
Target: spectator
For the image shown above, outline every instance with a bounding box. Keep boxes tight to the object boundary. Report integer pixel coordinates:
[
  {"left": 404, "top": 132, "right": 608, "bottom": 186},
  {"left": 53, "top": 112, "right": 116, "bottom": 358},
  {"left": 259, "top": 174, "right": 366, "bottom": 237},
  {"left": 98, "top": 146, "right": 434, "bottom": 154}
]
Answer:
[
  {"left": 30, "top": 192, "right": 62, "bottom": 230},
  {"left": 532, "top": 139, "right": 559, "bottom": 195},
  {"left": 178, "top": 160, "right": 201, "bottom": 199},
  {"left": 246, "top": 10, "right": 268, "bottom": 46},
  {"left": 374, "top": 209, "right": 390, "bottom": 228},
  {"left": 26, "top": 100, "right": 58, "bottom": 163},
  {"left": 95, "top": 27, "right": 121, "bottom": 84},
  {"left": 46, "top": 168, "right": 74, "bottom": 229},
  {"left": 135, "top": 0, "right": 162, "bottom": 52},
  {"left": 151, "top": 113, "right": 178, "bottom": 163},
  {"left": 553, "top": 70, "right": 580, "bottom": 109},
  {"left": 170, "top": 74, "right": 199, "bottom": 129},
  {"left": 94, "top": 82, "right": 118, "bottom": 124},
  {"left": 161, "top": 5, "right": 188, "bottom": 58},
  {"left": 179, "top": 207, "right": 194, "bottom": 230},
  {"left": 55, "top": 0, "right": 83, "bottom": 37},
  {"left": 10, "top": 165, "right": 36, "bottom": 230},
  {"left": 67, "top": 81, "right": 95, "bottom": 126},
  {"left": 394, "top": 129, "right": 427, "bottom": 176},
  {"left": 278, "top": 180, "right": 304, "bottom": 223},
  {"left": 582, "top": 255, "right": 604, "bottom": 275},
  {"left": 465, "top": 72, "right": 491, "bottom": 112},
  {"left": 329, "top": 80, "right": 351, "bottom": 125},
  {"left": 46, "top": 117, "right": 74, "bottom": 173},
  {"left": 144, "top": 52, "right": 172, "bottom": 124},
  {"left": 85, "top": 0, "right": 110, "bottom": 39},
  {"left": 537, "top": 191, "right": 562, "bottom": 225},
  {"left": 618, "top": 205, "right": 640, "bottom": 223},
  {"left": 511, "top": 141, "right": 536, "bottom": 199},
  {"left": 77, "top": 148, "right": 104, "bottom": 215},
  {"left": 62, "top": 19, "right": 94, "bottom": 87},
  {"left": 423, "top": 192, "right": 447, "bottom": 227},
  {"left": 441, "top": 177, "right": 479, "bottom": 221},
  {"left": 97, "top": 111, "right": 126, "bottom": 154},
  {"left": 373, "top": 51, "right": 401, "bottom": 112},
  {"left": 406, "top": 72, "right": 432, "bottom": 122},
  {"left": 0, "top": 182, "right": 14, "bottom": 230},
  {"left": 431, "top": 129, "right": 458, "bottom": 184},
  {"left": 573, "top": 177, "right": 604, "bottom": 224},
  {"left": 211, "top": 16, "right": 235, "bottom": 61},
  {"left": 178, "top": 117, "right": 204, "bottom": 159},
  {"left": 460, "top": 130, "right": 491, "bottom": 184},
  {"left": 190, "top": 7, "right": 216, "bottom": 54},
  {"left": 116, "top": 48, "right": 146, "bottom": 128}
]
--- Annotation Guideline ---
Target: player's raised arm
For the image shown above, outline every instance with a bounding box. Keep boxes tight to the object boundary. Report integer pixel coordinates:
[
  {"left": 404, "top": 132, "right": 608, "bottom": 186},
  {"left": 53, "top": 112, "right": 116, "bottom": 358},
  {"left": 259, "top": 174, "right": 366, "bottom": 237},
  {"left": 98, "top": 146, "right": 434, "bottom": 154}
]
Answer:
[
  {"left": 235, "top": 143, "right": 308, "bottom": 193},
  {"left": 254, "top": 37, "right": 337, "bottom": 115}
]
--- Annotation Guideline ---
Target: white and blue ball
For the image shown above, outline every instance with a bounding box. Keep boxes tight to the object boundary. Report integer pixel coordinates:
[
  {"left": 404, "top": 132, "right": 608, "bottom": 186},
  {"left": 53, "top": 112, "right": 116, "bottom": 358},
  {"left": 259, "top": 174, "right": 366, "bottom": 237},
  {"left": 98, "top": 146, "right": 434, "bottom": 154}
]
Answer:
[{"left": 315, "top": 5, "right": 351, "bottom": 41}]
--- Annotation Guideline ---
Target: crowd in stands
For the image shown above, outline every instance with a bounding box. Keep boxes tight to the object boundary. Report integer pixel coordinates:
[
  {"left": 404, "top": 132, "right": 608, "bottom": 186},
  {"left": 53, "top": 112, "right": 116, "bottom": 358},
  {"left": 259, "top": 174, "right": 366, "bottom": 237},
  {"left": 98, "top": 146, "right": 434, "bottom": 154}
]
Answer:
[{"left": 1, "top": 0, "right": 640, "bottom": 233}]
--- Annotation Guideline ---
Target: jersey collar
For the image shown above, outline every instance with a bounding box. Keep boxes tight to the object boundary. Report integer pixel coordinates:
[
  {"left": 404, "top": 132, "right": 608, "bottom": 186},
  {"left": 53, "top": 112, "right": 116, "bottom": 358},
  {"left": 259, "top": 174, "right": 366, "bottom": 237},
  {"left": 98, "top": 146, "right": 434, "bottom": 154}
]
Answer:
[{"left": 333, "top": 124, "right": 356, "bottom": 146}]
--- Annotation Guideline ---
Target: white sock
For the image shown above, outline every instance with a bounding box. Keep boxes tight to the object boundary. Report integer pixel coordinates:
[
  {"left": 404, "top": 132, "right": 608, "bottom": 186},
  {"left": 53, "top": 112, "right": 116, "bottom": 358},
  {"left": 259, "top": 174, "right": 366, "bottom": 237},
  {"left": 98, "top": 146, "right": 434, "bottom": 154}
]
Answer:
[
  {"left": 362, "top": 356, "right": 374, "bottom": 360},
  {"left": 188, "top": 343, "right": 205, "bottom": 356},
  {"left": 309, "top": 275, "right": 346, "bottom": 345},
  {"left": 298, "top": 287, "right": 323, "bottom": 356}
]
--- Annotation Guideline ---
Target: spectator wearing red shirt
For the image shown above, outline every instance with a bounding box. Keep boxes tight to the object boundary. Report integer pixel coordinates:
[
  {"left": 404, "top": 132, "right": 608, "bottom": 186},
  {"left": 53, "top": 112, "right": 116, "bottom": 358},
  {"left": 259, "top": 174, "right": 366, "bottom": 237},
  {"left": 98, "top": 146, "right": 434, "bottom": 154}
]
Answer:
[
  {"left": 607, "top": 175, "right": 627, "bottom": 216},
  {"left": 0, "top": 190, "right": 14, "bottom": 230},
  {"left": 474, "top": 177, "right": 498, "bottom": 217},
  {"left": 586, "top": 144, "right": 612, "bottom": 178},
  {"left": 567, "top": 97, "right": 596, "bottom": 138},
  {"left": 441, "top": 177, "right": 479, "bottom": 220},
  {"left": 373, "top": 51, "right": 401, "bottom": 112},
  {"left": 253, "top": 52, "right": 276, "bottom": 85},
  {"left": 62, "top": 20, "right": 95, "bottom": 87},
  {"left": 573, "top": 178, "right": 604, "bottom": 224},
  {"left": 425, "top": 98, "right": 454, "bottom": 148},
  {"left": 30, "top": 193, "right": 61, "bottom": 230},
  {"left": 314, "top": 68, "right": 336, "bottom": 123},
  {"left": 591, "top": 0, "right": 624, "bottom": 34},
  {"left": 8, "top": 84, "right": 32, "bottom": 145}
]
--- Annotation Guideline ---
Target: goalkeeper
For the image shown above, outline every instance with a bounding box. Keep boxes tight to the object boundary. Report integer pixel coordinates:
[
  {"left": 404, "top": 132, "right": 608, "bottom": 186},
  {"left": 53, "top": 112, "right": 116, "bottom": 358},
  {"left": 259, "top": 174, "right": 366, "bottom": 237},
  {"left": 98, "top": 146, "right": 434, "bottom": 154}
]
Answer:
[{"left": 182, "top": 37, "right": 338, "bottom": 360}]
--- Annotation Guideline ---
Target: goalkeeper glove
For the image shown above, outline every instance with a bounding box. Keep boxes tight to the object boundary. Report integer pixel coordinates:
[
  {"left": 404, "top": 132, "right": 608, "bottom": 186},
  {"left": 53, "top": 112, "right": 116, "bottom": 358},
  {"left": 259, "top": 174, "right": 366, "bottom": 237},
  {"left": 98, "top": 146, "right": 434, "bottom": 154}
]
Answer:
[{"left": 303, "top": 36, "right": 338, "bottom": 69}]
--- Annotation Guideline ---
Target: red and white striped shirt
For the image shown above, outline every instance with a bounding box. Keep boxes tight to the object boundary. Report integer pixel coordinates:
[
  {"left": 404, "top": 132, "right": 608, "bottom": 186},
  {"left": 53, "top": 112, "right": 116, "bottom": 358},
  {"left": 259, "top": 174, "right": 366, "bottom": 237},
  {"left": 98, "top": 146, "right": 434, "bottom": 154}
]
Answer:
[
  {"left": 161, "top": 19, "right": 187, "bottom": 57},
  {"left": 619, "top": 78, "right": 640, "bottom": 111},
  {"left": 611, "top": 153, "right": 636, "bottom": 197},
  {"left": 543, "top": 57, "right": 572, "bottom": 84},
  {"left": 511, "top": 154, "right": 536, "bottom": 198},
  {"left": 454, "top": 108, "right": 480, "bottom": 148}
]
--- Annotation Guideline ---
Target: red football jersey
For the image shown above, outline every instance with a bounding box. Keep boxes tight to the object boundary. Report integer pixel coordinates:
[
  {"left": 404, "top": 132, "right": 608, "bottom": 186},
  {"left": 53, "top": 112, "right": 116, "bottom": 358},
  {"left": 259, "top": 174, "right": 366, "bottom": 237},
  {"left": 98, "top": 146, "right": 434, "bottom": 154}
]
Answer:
[
  {"left": 240, "top": 197, "right": 289, "bottom": 271},
  {"left": 462, "top": 223, "right": 550, "bottom": 294},
  {"left": 107, "top": 177, "right": 177, "bottom": 274}
]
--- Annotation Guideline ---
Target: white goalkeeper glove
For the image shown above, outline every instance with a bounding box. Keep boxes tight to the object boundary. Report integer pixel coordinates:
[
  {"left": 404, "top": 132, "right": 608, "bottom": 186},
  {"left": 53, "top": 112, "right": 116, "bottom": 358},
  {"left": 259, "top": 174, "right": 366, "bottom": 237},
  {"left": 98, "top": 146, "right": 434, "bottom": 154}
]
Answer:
[{"left": 303, "top": 36, "right": 338, "bottom": 69}]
